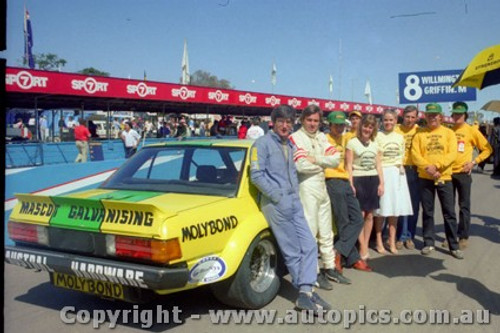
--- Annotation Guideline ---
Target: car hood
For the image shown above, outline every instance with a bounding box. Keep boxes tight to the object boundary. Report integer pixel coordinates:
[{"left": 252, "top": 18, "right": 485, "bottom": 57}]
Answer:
[{"left": 10, "top": 189, "right": 228, "bottom": 238}]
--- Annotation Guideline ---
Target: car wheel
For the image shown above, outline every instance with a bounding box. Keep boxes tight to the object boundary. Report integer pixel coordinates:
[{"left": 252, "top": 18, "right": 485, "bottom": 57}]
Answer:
[{"left": 211, "top": 231, "right": 280, "bottom": 309}]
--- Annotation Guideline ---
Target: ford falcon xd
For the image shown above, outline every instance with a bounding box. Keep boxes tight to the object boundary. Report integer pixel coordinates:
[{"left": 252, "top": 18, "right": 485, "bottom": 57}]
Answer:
[{"left": 5, "top": 140, "right": 283, "bottom": 309}]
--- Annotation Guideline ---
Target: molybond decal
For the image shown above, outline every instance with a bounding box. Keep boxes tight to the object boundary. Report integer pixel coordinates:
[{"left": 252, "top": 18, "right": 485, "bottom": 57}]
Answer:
[
  {"left": 49, "top": 197, "right": 104, "bottom": 232},
  {"left": 11, "top": 194, "right": 58, "bottom": 225}
]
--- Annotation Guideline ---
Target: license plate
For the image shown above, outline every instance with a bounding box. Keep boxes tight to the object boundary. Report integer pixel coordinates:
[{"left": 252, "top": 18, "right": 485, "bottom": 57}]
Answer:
[{"left": 51, "top": 272, "right": 125, "bottom": 300}]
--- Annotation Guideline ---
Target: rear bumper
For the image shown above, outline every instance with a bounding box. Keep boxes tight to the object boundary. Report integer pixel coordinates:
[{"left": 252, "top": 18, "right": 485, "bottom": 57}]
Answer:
[{"left": 5, "top": 245, "right": 189, "bottom": 290}]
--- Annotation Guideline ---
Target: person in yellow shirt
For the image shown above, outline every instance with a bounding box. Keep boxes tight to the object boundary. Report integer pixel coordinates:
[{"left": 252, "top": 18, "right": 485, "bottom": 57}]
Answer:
[
  {"left": 395, "top": 105, "right": 421, "bottom": 250},
  {"left": 325, "top": 111, "right": 372, "bottom": 273},
  {"left": 450, "top": 101, "right": 493, "bottom": 250},
  {"left": 411, "top": 103, "right": 463, "bottom": 259},
  {"left": 345, "top": 110, "right": 362, "bottom": 142}
]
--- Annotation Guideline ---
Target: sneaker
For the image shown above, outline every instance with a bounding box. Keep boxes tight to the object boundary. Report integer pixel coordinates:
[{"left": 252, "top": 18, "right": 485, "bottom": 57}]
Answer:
[
  {"left": 311, "top": 291, "right": 332, "bottom": 311},
  {"left": 295, "top": 292, "right": 318, "bottom": 311},
  {"left": 323, "top": 268, "right": 352, "bottom": 285},
  {"left": 450, "top": 249, "right": 464, "bottom": 260},
  {"left": 458, "top": 239, "right": 468, "bottom": 250},
  {"left": 395, "top": 241, "right": 404, "bottom": 250},
  {"left": 404, "top": 239, "right": 415, "bottom": 250},
  {"left": 421, "top": 245, "right": 435, "bottom": 255},
  {"left": 315, "top": 272, "right": 333, "bottom": 290}
]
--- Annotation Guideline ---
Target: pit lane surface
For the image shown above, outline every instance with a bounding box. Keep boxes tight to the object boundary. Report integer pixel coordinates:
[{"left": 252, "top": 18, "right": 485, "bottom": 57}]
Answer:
[{"left": 4, "top": 166, "right": 500, "bottom": 332}]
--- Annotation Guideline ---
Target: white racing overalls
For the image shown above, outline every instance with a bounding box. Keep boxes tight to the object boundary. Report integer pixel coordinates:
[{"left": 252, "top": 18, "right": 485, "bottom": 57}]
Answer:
[{"left": 290, "top": 128, "right": 340, "bottom": 270}]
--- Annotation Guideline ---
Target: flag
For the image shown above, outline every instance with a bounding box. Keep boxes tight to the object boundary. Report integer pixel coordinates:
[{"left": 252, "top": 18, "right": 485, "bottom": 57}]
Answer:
[
  {"left": 364, "top": 80, "right": 372, "bottom": 105},
  {"left": 143, "top": 70, "right": 147, "bottom": 81},
  {"left": 329, "top": 74, "right": 333, "bottom": 95},
  {"left": 181, "top": 39, "right": 190, "bottom": 85},
  {"left": 24, "top": 7, "right": 34, "bottom": 69},
  {"left": 271, "top": 61, "right": 277, "bottom": 86}
]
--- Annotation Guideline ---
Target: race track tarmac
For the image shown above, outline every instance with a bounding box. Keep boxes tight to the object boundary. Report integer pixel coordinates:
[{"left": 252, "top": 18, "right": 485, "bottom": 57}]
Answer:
[{"left": 4, "top": 163, "right": 500, "bottom": 332}]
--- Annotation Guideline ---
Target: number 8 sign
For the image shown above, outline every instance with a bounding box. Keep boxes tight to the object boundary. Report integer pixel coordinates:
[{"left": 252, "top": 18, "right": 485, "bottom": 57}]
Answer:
[
  {"left": 398, "top": 70, "right": 476, "bottom": 104},
  {"left": 403, "top": 75, "right": 423, "bottom": 102}
]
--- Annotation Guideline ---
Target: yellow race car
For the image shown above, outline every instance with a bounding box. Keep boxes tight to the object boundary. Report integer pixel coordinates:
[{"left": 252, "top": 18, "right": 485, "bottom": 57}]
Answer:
[{"left": 5, "top": 140, "right": 282, "bottom": 309}]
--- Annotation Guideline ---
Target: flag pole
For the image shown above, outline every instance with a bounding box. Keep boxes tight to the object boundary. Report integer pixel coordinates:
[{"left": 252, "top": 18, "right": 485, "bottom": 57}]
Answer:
[{"left": 271, "top": 60, "right": 277, "bottom": 93}]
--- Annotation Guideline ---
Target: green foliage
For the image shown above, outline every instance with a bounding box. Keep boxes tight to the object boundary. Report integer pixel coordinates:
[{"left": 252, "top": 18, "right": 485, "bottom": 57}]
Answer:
[
  {"left": 78, "top": 67, "right": 110, "bottom": 77},
  {"left": 34, "top": 53, "right": 67, "bottom": 70},
  {"left": 184, "top": 70, "right": 233, "bottom": 89}
]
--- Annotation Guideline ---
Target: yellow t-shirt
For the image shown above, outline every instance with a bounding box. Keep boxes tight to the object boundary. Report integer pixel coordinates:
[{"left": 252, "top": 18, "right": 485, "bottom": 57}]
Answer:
[
  {"left": 325, "top": 133, "right": 349, "bottom": 179},
  {"left": 375, "top": 131, "right": 405, "bottom": 167},
  {"left": 395, "top": 124, "right": 419, "bottom": 166},
  {"left": 452, "top": 123, "right": 493, "bottom": 173},
  {"left": 411, "top": 125, "right": 457, "bottom": 181},
  {"left": 344, "top": 130, "right": 356, "bottom": 143},
  {"left": 346, "top": 137, "right": 380, "bottom": 177}
]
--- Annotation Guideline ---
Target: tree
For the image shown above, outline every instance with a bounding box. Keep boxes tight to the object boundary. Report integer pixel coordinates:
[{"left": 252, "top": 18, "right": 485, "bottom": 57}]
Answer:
[
  {"left": 34, "top": 53, "right": 67, "bottom": 70},
  {"left": 184, "top": 70, "right": 233, "bottom": 89},
  {"left": 78, "top": 67, "right": 110, "bottom": 77}
]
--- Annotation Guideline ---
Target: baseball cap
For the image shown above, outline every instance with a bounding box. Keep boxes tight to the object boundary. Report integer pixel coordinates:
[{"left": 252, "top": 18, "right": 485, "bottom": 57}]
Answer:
[
  {"left": 425, "top": 103, "right": 443, "bottom": 114},
  {"left": 349, "top": 110, "right": 362, "bottom": 118},
  {"left": 451, "top": 101, "right": 468, "bottom": 114},
  {"left": 327, "top": 111, "right": 347, "bottom": 124}
]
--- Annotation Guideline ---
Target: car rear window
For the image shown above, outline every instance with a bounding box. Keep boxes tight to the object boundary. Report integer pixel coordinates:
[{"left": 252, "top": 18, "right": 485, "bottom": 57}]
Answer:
[{"left": 100, "top": 146, "right": 246, "bottom": 197}]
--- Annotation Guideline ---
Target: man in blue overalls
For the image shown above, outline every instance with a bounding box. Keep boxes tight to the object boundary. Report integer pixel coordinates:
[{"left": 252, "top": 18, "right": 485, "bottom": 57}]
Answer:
[{"left": 250, "top": 105, "right": 331, "bottom": 312}]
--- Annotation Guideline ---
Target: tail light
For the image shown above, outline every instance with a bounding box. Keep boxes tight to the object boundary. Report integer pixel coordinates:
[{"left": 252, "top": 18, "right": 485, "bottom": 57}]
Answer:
[
  {"left": 8, "top": 221, "right": 49, "bottom": 246},
  {"left": 106, "top": 235, "right": 181, "bottom": 264}
]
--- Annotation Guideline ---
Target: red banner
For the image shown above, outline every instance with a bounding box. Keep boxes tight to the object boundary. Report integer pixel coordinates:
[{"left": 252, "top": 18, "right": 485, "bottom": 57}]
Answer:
[{"left": 6, "top": 67, "right": 450, "bottom": 121}]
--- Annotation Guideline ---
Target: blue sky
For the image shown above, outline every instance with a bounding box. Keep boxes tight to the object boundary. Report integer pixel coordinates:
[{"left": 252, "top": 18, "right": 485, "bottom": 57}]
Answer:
[{"left": 2, "top": 0, "right": 500, "bottom": 119}]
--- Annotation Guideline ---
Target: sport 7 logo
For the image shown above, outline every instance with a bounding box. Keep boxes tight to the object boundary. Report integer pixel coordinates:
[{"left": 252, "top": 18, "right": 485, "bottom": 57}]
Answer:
[
  {"left": 6, "top": 71, "right": 49, "bottom": 90},
  {"left": 127, "top": 83, "right": 158, "bottom": 97},
  {"left": 71, "top": 77, "right": 109, "bottom": 94},
  {"left": 172, "top": 87, "right": 196, "bottom": 100}
]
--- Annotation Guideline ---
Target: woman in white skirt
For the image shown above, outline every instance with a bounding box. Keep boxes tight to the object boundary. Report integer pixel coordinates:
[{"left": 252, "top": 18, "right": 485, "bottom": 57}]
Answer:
[{"left": 374, "top": 109, "right": 413, "bottom": 254}]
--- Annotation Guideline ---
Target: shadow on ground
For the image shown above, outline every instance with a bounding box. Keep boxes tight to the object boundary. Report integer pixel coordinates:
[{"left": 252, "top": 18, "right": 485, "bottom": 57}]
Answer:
[
  {"left": 369, "top": 254, "right": 446, "bottom": 278},
  {"left": 14, "top": 282, "right": 232, "bottom": 331},
  {"left": 471, "top": 214, "right": 500, "bottom": 244},
  {"left": 431, "top": 273, "right": 500, "bottom": 316}
]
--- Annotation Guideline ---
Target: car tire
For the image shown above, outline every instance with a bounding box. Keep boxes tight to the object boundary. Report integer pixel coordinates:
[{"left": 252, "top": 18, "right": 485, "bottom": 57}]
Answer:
[{"left": 210, "top": 231, "right": 281, "bottom": 309}]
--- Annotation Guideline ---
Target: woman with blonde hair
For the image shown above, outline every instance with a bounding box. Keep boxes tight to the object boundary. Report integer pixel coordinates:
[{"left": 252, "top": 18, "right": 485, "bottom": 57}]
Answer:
[
  {"left": 345, "top": 114, "right": 384, "bottom": 260},
  {"left": 374, "top": 109, "right": 413, "bottom": 254}
]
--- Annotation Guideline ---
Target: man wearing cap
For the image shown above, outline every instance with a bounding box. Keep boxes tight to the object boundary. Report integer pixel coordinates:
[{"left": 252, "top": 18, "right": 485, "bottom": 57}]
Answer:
[
  {"left": 395, "top": 105, "right": 421, "bottom": 250},
  {"left": 250, "top": 105, "right": 331, "bottom": 312},
  {"left": 450, "top": 101, "right": 492, "bottom": 250},
  {"left": 345, "top": 111, "right": 362, "bottom": 142},
  {"left": 325, "top": 111, "right": 372, "bottom": 273},
  {"left": 411, "top": 103, "right": 463, "bottom": 259}
]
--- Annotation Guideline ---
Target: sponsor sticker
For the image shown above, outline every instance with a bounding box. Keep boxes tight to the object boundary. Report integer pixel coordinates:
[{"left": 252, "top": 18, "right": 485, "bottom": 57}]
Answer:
[
  {"left": 250, "top": 147, "right": 259, "bottom": 170},
  {"left": 188, "top": 256, "right": 226, "bottom": 284},
  {"left": 458, "top": 140, "right": 465, "bottom": 153}
]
